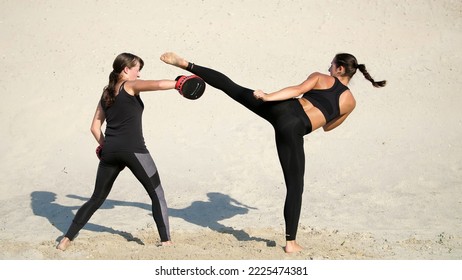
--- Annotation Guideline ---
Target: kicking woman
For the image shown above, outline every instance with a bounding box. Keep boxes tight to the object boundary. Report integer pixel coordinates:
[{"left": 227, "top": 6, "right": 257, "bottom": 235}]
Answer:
[
  {"left": 57, "top": 53, "right": 176, "bottom": 250},
  {"left": 160, "top": 52, "right": 386, "bottom": 253}
]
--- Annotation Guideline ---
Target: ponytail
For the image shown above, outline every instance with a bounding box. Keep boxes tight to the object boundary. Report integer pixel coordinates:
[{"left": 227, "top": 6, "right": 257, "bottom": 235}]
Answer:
[
  {"left": 102, "top": 71, "right": 119, "bottom": 108},
  {"left": 357, "top": 64, "right": 386, "bottom": 88},
  {"left": 334, "top": 53, "right": 386, "bottom": 88},
  {"left": 101, "top": 53, "right": 145, "bottom": 108}
]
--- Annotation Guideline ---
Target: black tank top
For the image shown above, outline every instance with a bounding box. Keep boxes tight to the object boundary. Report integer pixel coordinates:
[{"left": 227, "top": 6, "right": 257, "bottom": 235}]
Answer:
[
  {"left": 101, "top": 82, "right": 148, "bottom": 153},
  {"left": 302, "top": 77, "right": 349, "bottom": 123}
]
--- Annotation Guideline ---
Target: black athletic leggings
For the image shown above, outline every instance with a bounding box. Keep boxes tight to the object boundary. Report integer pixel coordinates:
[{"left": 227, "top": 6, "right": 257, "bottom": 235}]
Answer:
[
  {"left": 64, "top": 152, "right": 170, "bottom": 242},
  {"left": 187, "top": 63, "right": 312, "bottom": 240}
]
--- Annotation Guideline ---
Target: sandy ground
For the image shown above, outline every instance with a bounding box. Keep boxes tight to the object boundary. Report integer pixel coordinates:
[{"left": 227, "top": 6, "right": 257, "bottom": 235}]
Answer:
[{"left": 1, "top": 0, "right": 461, "bottom": 261}]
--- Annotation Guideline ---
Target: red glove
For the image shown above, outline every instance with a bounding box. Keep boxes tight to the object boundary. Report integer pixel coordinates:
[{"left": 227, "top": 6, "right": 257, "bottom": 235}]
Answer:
[
  {"left": 175, "top": 75, "right": 205, "bottom": 100},
  {"left": 96, "top": 144, "right": 103, "bottom": 159}
]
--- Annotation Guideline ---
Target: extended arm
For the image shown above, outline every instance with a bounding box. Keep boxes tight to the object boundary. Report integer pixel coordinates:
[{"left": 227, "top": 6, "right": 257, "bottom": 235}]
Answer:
[
  {"left": 254, "top": 72, "right": 321, "bottom": 101},
  {"left": 125, "top": 79, "right": 176, "bottom": 95}
]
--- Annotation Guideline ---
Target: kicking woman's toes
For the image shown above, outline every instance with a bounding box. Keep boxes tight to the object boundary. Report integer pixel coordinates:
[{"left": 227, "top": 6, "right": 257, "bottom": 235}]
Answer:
[{"left": 160, "top": 52, "right": 188, "bottom": 69}]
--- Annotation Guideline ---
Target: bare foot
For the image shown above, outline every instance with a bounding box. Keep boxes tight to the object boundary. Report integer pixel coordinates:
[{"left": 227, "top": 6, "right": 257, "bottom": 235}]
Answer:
[
  {"left": 56, "top": 237, "right": 71, "bottom": 251},
  {"left": 161, "top": 240, "right": 173, "bottom": 246},
  {"left": 285, "top": 240, "right": 303, "bottom": 253},
  {"left": 160, "top": 52, "right": 189, "bottom": 69}
]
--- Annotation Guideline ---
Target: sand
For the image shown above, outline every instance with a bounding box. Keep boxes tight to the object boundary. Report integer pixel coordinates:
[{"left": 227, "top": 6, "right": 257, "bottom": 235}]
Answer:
[{"left": 1, "top": 0, "right": 461, "bottom": 261}]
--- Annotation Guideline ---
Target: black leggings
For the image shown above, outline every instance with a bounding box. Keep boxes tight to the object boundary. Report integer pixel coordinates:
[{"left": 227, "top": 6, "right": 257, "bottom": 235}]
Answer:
[
  {"left": 64, "top": 152, "right": 170, "bottom": 242},
  {"left": 188, "top": 63, "right": 312, "bottom": 240}
]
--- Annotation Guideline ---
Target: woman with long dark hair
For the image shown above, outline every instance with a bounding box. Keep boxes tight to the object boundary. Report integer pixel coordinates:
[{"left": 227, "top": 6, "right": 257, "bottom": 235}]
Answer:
[
  {"left": 160, "top": 52, "right": 386, "bottom": 253},
  {"left": 57, "top": 53, "right": 176, "bottom": 250}
]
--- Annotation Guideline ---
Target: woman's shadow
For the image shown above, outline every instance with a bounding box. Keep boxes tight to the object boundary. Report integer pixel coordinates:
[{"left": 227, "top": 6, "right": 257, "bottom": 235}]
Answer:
[
  {"left": 168, "top": 192, "right": 276, "bottom": 247},
  {"left": 31, "top": 191, "right": 275, "bottom": 247},
  {"left": 31, "top": 191, "right": 144, "bottom": 244}
]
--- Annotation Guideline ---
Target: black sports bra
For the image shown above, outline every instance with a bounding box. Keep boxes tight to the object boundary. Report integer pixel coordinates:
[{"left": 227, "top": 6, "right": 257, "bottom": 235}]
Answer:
[{"left": 302, "top": 77, "right": 349, "bottom": 123}]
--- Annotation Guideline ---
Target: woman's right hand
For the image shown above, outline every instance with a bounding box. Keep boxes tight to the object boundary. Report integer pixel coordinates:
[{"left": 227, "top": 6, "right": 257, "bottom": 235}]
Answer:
[{"left": 253, "top": 89, "right": 267, "bottom": 101}]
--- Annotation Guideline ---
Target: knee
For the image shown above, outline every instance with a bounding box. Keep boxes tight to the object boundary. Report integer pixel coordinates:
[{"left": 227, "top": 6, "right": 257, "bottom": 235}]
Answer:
[
  {"left": 287, "top": 184, "right": 304, "bottom": 197},
  {"left": 150, "top": 172, "right": 161, "bottom": 188},
  {"left": 87, "top": 196, "right": 106, "bottom": 209}
]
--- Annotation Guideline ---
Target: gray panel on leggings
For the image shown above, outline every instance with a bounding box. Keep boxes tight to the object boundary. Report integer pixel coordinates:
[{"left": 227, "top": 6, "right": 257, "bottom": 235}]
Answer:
[
  {"left": 134, "top": 153, "right": 157, "bottom": 178},
  {"left": 155, "top": 185, "right": 170, "bottom": 240}
]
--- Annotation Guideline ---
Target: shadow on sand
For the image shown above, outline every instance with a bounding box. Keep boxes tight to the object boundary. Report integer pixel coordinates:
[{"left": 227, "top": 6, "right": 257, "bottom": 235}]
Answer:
[{"left": 31, "top": 191, "right": 275, "bottom": 247}]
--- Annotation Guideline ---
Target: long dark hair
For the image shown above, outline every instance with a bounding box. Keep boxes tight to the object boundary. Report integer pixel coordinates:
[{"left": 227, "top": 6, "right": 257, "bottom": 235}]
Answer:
[
  {"left": 102, "top": 53, "right": 144, "bottom": 107},
  {"left": 334, "top": 53, "right": 386, "bottom": 88}
]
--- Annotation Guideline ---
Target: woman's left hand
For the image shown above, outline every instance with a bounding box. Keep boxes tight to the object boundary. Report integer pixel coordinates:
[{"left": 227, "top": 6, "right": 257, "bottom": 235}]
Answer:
[
  {"left": 96, "top": 144, "right": 103, "bottom": 160},
  {"left": 253, "top": 89, "right": 267, "bottom": 101}
]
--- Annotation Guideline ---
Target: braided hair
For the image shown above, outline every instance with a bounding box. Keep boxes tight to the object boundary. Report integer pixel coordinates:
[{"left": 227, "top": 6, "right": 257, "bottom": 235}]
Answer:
[{"left": 334, "top": 53, "right": 386, "bottom": 88}]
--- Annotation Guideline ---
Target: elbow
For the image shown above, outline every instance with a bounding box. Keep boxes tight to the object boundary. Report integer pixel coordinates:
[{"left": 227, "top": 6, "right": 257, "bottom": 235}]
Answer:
[{"left": 90, "top": 126, "right": 99, "bottom": 137}]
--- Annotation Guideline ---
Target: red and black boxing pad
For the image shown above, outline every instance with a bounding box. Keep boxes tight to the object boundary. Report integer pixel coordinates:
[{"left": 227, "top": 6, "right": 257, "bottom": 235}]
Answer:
[{"left": 175, "top": 75, "right": 206, "bottom": 100}]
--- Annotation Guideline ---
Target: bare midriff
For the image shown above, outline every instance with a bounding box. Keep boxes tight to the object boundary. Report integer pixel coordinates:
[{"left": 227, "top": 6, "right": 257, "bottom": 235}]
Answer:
[{"left": 298, "top": 98, "right": 326, "bottom": 131}]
